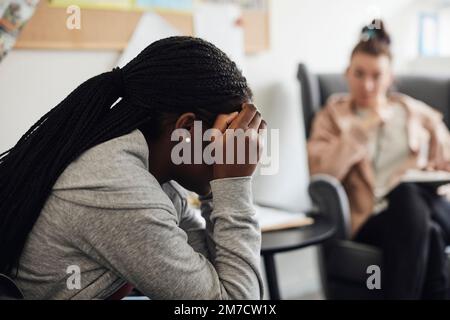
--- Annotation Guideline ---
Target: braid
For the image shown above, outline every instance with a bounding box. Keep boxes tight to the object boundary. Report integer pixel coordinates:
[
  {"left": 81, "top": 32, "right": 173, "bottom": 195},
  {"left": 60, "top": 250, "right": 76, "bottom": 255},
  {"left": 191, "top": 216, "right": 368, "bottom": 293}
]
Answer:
[{"left": 0, "top": 36, "right": 252, "bottom": 275}]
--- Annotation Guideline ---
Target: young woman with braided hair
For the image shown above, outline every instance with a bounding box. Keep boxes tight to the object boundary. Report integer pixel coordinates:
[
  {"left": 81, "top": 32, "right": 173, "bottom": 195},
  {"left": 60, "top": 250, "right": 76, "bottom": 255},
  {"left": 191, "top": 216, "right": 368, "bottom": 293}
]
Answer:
[
  {"left": 308, "top": 20, "right": 450, "bottom": 299},
  {"left": 0, "top": 36, "right": 266, "bottom": 299}
]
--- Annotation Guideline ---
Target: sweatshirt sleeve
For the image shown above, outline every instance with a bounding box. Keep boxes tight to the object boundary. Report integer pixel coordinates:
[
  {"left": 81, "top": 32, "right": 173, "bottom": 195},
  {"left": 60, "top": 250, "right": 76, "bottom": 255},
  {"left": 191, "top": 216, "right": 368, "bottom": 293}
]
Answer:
[{"left": 63, "top": 177, "right": 263, "bottom": 300}]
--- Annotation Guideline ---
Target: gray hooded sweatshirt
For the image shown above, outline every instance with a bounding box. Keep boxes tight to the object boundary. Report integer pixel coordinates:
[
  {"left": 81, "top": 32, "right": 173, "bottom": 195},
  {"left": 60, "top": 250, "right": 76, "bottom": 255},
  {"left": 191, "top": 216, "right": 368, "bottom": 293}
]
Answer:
[{"left": 13, "top": 129, "right": 263, "bottom": 299}]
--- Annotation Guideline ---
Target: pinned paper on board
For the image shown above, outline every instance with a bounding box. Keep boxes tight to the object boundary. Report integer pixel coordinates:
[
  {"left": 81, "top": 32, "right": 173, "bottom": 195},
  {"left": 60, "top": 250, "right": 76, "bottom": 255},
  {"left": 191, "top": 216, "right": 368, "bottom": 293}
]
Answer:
[
  {"left": 50, "top": 0, "right": 193, "bottom": 12},
  {"left": 193, "top": 2, "right": 245, "bottom": 70},
  {"left": 117, "top": 12, "right": 181, "bottom": 67},
  {"left": 50, "top": 0, "right": 134, "bottom": 10},
  {"left": 137, "top": 0, "right": 193, "bottom": 12},
  {"left": 0, "top": 0, "right": 39, "bottom": 62}
]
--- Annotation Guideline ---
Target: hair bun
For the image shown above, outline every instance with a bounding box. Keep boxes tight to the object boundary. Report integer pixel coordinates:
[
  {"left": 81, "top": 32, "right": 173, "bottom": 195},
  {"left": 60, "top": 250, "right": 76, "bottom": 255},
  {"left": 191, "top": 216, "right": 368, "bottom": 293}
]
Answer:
[{"left": 360, "top": 19, "right": 391, "bottom": 45}]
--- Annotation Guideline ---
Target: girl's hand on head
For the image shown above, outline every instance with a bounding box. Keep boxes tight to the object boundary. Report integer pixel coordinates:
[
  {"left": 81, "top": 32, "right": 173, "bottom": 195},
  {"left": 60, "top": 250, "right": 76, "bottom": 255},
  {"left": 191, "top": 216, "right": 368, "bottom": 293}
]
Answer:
[
  {"left": 212, "top": 103, "right": 266, "bottom": 180},
  {"left": 211, "top": 111, "right": 240, "bottom": 134}
]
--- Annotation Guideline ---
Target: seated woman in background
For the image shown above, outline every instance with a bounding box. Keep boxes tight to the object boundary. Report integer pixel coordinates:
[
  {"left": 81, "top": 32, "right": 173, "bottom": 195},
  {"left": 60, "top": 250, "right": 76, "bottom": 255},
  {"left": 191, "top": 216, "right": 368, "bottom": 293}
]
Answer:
[
  {"left": 0, "top": 37, "right": 266, "bottom": 299},
  {"left": 308, "top": 20, "right": 450, "bottom": 299}
]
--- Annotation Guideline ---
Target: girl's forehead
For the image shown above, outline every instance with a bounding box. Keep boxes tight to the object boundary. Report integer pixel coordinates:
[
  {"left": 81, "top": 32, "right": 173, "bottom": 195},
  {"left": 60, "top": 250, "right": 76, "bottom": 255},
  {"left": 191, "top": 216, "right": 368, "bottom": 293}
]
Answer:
[{"left": 350, "top": 53, "right": 391, "bottom": 71}]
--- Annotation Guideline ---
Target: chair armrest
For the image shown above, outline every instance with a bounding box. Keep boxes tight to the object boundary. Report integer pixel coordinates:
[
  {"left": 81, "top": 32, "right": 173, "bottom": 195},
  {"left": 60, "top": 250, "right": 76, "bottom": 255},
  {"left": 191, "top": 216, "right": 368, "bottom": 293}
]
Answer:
[
  {"left": 308, "top": 174, "right": 351, "bottom": 239},
  {"left": 0, "top": 274, "right": 24, "bottom": 300},
  {"left": 320, "top": 240, "right": 383, "bottom": 284}
]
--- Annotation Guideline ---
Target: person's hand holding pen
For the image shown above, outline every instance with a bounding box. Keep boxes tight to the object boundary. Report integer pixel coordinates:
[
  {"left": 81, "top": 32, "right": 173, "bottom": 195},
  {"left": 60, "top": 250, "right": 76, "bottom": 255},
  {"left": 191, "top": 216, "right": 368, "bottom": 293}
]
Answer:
[{"left": 427, "top": 124, "right": 450, "bottom": 172}]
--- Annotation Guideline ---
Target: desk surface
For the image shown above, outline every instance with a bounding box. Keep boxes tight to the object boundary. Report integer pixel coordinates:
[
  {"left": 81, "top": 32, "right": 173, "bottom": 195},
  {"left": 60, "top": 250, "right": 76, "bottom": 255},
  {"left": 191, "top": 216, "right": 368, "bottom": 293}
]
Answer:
[{"left": 261, "top": 215, "right": 335, "bottom": 254}]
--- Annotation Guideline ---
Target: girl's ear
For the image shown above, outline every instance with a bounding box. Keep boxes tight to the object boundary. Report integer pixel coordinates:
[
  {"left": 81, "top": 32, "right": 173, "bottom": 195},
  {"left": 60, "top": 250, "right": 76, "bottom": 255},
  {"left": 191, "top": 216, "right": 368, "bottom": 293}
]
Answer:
[{"left": 174, "top": 112, "right": 196, "bottom": 131}]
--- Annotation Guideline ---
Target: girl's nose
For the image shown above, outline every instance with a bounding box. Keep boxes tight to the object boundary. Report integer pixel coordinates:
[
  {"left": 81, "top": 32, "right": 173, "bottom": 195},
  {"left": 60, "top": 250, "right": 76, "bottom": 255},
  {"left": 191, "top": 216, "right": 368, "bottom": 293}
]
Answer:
[{"left": 364, "top": 80, "right": 375, "bottom": 93}]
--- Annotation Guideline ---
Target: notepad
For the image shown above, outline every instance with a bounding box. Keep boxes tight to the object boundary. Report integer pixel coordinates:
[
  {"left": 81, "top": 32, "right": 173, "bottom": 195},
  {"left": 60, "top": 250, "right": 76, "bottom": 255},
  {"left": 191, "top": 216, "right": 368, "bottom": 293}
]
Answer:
[
  {"left": 401, "top": 169, "right": 450, "bottom": 188},
  {"left": 254, "top": 205, "right": 314, "bottom": 232}
]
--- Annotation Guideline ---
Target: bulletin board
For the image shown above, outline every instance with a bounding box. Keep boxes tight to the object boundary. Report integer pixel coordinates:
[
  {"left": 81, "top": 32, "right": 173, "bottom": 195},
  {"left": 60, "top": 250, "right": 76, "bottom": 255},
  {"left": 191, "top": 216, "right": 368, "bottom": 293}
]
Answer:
[{"left": 14, "top": 1, "right": 269, "bottom": 54}]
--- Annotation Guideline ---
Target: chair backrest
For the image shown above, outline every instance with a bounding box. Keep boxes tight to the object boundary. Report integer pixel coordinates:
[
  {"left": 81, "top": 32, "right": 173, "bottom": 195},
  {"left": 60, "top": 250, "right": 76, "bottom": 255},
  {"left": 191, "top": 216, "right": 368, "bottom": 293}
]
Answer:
[
  {"left": 297, "top": 63, "right": 450, "bottom": 139},
  {"left": 0, "top": 274, "right": 24, "bottom": 300},
  {"left": 298, "top": 63, "right": 450, "bottom": 239}
]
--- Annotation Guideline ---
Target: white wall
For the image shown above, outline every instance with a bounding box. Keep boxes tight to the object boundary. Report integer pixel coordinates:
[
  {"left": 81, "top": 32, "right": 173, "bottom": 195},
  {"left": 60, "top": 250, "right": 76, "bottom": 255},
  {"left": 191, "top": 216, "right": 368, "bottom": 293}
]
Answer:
[{"left": 0, "top": 50, "right": 119, "bottom": 151}]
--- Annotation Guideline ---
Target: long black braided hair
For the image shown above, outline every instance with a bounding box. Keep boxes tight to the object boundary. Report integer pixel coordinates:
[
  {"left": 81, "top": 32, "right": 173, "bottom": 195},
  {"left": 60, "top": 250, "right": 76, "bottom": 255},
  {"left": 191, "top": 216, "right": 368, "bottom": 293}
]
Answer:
[{"left": 0, "top": 36, "right": 252, "bottom": 275}]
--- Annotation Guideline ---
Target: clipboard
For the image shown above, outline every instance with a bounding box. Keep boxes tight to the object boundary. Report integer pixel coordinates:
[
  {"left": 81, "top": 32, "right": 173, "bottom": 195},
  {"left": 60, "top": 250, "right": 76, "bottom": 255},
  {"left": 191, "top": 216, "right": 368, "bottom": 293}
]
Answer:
[{"left": 401, "top": 169, "right": 450, "bottom": 189}]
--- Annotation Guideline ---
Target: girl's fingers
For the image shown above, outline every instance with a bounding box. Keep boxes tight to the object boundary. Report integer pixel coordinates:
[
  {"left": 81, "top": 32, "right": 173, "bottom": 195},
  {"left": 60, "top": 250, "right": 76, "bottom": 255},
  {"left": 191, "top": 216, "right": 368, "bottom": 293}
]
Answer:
[
  {"left": 229, "top": 103, "right": 258, "bottom": 129},
  {"left": 257, "top": 120, "right": 267, "bottom": 159},
  {"left": 259, "top": 119, "right": 267, "bottom": 131},
  {"left": 248, "top": 111, "right": 262, "bottom": 130},
  {"left": 212, "top": 112, "right": 239, "bottom": 133}
]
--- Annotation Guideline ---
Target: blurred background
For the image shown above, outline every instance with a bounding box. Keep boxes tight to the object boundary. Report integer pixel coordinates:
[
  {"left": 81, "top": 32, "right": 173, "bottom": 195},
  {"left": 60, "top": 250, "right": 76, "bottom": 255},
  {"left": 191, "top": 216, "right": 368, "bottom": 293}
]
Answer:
[{"left": 1, "top": 0, "right": 449, "bottom": 299}]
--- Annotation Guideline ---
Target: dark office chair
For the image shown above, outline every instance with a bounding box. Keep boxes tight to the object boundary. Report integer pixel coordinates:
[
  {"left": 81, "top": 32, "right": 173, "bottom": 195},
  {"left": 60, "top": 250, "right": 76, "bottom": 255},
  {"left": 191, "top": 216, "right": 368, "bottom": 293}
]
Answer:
[
  {"left": 0, "top": 274, "right": 24, "bottom": 300},
  {"left": 298, "top": 63, "right": 450, "bottom": 299}
]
